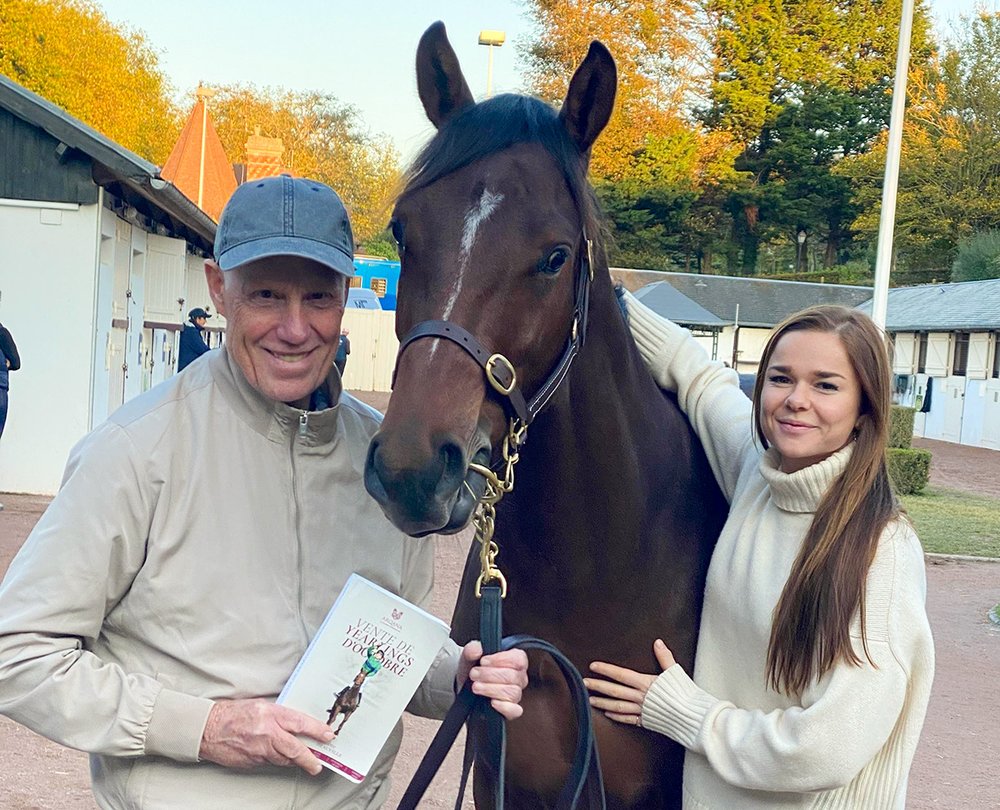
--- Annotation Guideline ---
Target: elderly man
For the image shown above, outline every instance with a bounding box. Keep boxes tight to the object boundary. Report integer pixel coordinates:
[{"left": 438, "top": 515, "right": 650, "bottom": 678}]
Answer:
[{"left": 0, "top": 176, "right": 527, "bottom": 808}]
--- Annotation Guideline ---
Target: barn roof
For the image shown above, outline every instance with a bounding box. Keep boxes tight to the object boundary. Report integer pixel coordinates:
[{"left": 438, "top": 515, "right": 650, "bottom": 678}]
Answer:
[
  {"left": 633, "top": 281, "right": 728, "bottom": 327},
  {"left": 0, "top": 74, "right": 215, "bottom": 252},
  {"left": 857, "top": 279, "right": 1000, "bottom": 331},
  {"left": 613, "top": 269, "right": 873, "bottom": 328}
]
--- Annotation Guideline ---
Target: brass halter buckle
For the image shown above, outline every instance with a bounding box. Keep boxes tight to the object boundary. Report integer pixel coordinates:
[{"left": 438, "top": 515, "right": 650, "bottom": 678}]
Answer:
[{"left": 485, "top": 353, "right": 517, "bottom": 396}]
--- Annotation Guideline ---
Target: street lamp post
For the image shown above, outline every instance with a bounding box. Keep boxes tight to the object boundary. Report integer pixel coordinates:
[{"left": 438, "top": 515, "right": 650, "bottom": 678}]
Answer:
[
  {"left": 478, "top": 30, "right": 506, "bottom": 98},
  {"left": 797, "top": 230, "right": 807, "bottom": 273}
]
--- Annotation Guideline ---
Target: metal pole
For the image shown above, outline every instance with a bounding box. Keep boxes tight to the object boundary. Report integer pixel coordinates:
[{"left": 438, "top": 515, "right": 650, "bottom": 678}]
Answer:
[
  {"left": 731, "top": 303, "right": 740, "bottom": 369},
  {"left": 486, "top": 45, "right": 495, "bottom": 98},
  {"left": 872, "top": 0, "right": 915, "bottom": 330}
]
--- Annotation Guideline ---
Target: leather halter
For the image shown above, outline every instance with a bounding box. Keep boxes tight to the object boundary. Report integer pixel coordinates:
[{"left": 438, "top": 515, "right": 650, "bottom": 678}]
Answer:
[{"left": 392, "top": 236, "right": 594, "bottom": 428}]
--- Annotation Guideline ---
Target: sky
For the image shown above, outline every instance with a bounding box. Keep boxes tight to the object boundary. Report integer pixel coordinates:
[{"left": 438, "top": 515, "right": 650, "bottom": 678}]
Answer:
[{"left": 93, "top": 0, "right": 993, "bottom": 163}]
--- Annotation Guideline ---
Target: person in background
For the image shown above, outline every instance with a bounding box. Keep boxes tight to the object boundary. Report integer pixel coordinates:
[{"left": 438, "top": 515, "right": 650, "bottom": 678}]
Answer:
[
  {"left": 335, "top": 327, "right": 351, "bottom": 377},
  {"left": 0, "top": 320, "right": 20, "bottom": 512},
  {"left": 0, "top": 175, "right": 528, "bottom": 809},
  {"left": 0, "top": 320, "right": 19, "bottom": 444},
  {"left": 586, "top": 293, "right": 934, "bottom": 810},
  {"left": 177, "top": 306, "right": 212, "bottom": 371}
]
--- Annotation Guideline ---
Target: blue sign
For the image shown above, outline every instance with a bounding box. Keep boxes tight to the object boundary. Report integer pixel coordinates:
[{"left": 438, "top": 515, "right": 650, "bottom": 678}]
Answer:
[{"left": 352, "top": 257, "right": 400, "bottom": 311}]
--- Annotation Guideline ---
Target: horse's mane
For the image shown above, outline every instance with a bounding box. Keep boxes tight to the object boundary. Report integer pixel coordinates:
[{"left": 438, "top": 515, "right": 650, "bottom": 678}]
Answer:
[{"left": 402, "top": 93, "right": 606, "bottom": 257}]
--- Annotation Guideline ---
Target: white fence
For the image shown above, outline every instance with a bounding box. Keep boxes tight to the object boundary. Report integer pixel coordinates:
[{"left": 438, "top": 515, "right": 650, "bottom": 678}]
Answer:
[{"left": 340, "top": 309, "right": 398, "bottom": 392}]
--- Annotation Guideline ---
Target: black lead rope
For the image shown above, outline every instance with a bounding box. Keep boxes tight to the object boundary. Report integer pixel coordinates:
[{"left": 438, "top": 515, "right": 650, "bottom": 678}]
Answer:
[{"left": 397, "top": 585, "right": 606, "bottom": 810}]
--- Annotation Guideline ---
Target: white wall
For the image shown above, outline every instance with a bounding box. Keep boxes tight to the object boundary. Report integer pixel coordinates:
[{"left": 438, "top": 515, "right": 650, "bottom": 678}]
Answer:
[
  {"left": 0, "top": 199, "right": 100, "bottom": 494},
  {"left": 705, "top": 325, "right": 771, "bottom": 372}
]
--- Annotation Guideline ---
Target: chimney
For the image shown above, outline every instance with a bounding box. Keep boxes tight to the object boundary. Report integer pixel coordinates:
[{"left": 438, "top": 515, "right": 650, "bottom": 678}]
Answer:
[{"left": 245, "top": 127, "right": 285, "bottom": 181}]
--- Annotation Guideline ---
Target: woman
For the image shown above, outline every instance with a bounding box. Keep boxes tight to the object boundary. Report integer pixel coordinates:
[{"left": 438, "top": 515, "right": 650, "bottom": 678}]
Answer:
[{"left": 586, "top": 293, "right": 934, "bottom": 809}]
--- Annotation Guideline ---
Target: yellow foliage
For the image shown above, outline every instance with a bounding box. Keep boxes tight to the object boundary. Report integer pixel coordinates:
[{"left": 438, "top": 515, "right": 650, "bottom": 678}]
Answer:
[
  {"left": 207, "top": 85, "right": 401, "bottom": 243},
  {"left": 525, "top": 0, "right": 732, "bottom": 188},
  {"left": 0, "top": 0, "right": 180, "bottom": 163}
]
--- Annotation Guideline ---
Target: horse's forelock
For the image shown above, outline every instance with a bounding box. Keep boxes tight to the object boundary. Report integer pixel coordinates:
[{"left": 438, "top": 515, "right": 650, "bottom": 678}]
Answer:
[{"left": 402, "top": 94, "right": 604, "bottom": 255}]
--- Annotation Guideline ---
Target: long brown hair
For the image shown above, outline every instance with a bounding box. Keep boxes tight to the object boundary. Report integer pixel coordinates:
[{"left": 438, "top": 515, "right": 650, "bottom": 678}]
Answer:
[{"left": 751, "top": 305, "right": 899, "bottom": 695}]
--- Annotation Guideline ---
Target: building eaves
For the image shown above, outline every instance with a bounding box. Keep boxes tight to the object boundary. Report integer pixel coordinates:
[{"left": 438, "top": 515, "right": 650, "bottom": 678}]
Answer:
[
  {"left": 0, "top": 75, "right": 215, "bottom": 253},
  {"left": 634, "top": 281, "right": 728, "bottom": 327},
  {"left": 613, "top": 268, "right": 873, "bottom": 328},
  {"left": 856, "top": 279, "right": 1000, "bottom": 332}
]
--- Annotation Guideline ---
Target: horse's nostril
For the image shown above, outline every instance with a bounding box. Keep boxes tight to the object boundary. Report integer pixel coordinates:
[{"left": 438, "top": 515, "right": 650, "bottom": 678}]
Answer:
[
  {"left": 364, "top": 439, "right": 389, "bottom": 503},
  {"left": 439, "top": 441, "right": 465, "bottom": 482}
]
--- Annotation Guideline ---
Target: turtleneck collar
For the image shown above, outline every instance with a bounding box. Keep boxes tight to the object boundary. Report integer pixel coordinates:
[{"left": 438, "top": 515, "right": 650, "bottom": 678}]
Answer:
[
  {"left": 759, "top": 442, "right": 854, "bottom": 513},
  {"left": 211, "top": 348, "right": 344, "bottom": 445}
]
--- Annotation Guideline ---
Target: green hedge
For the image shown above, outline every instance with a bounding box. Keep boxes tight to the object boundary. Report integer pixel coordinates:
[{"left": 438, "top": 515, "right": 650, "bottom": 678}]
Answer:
[
  {"left": 887, "top": 447, "right": 931, "bottom": 495},
  {"left": 889, "top": 406, "right": 916, "bottom": 449}
]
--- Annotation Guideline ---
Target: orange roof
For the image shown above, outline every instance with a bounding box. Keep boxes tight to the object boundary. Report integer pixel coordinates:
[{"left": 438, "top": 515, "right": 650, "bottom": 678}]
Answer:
[{"left": 162, "top": 96, "right": 237, "bottom": 222}]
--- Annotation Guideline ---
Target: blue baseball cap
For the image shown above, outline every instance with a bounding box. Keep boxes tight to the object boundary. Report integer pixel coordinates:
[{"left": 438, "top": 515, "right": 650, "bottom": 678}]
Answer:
[{"left": 214, "top": 175, "right": 355, "bottom": 276}]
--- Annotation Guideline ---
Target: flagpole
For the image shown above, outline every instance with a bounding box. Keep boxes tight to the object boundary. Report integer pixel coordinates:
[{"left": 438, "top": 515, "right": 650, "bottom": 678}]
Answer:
[{"left": 872, "top": 0, "right": 915, "bottom": 330}]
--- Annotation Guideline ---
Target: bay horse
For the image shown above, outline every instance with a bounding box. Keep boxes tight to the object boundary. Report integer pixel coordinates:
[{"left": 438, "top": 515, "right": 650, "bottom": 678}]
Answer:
[
  {"left": 364, "top": 22, "right": 726, "bottom": 809},
  {"left": 325, "top": 670, "right": 367, "bottom": 736}
]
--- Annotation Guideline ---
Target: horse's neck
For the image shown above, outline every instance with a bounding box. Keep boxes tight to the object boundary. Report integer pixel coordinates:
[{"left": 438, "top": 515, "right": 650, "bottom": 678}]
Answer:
[
  {"left": 528, "top": 277, "right": 681, "bottom": 476},
  {"left": 502, "top": 275, "right": 704, "bottom": 560}
]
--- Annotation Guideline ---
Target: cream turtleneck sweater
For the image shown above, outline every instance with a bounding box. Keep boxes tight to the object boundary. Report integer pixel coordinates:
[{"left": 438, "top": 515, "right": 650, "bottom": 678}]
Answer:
[{"left": 624, "top": 292, "right": 935, "bottom": 810}]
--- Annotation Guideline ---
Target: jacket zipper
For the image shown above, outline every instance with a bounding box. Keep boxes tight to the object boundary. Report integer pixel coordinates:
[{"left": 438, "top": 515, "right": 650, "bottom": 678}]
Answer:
[{"left": 291, "top": 410, "right": 310, "bottom": 647}]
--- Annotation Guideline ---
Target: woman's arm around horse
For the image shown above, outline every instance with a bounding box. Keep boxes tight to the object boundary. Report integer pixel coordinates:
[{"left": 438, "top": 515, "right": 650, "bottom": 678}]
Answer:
[{"left": 622, "top": 290, "right": 754, "bottom": 501}]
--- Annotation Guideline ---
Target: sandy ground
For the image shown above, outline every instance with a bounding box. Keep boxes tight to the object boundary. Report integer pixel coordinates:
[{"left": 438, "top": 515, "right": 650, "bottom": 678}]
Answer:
[{"left": 0, "top": 403, "right": 996, "bottom": 808}]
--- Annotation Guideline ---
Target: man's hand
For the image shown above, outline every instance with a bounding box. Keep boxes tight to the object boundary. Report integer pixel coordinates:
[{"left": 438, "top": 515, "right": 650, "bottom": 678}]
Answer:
[
  {"left": 199, "top": 699, "right": 335, "bottom": 775},
  {"left": 456, "top": 641, "right": 529, "bottom": 720}
]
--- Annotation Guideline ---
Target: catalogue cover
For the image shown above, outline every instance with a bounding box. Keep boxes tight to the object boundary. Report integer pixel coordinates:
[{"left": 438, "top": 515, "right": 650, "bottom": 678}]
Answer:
[{"left": 277, "top": 573, "right": 451, "bottom": 783}]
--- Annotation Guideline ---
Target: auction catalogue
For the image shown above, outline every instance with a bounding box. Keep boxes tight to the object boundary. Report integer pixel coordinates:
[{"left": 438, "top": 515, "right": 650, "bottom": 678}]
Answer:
[{"left": 277, "top": 573, "right": 451, "bottom": 782}]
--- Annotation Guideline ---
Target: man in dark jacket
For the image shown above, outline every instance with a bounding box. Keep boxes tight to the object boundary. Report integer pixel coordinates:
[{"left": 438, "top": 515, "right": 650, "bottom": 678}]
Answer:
[
  {"left": 177, "top": 307, "right": 211, "bottom": 371},
  {"left": 0, "top": 321, "right": 20, "bottom": 443},
  {"left": 334, "top": 328, "right": 350, "bottom": 376}
]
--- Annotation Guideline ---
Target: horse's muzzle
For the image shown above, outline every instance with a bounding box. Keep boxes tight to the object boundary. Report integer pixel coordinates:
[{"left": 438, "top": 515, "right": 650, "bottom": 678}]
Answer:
[{"left": 364, "top": 437, "right": 490, "bottom": 536}]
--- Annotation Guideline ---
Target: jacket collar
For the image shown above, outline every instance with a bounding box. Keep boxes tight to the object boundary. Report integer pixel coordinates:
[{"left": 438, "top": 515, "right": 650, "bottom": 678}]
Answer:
[{"left": 210, "top": 348, "right": 344, "bottom": 444}]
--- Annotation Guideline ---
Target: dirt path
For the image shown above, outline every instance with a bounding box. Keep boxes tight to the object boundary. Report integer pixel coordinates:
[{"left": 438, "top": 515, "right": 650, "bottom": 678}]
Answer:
[
  {"left": 913, "top": 436, "right": 1000, "bottom": 499},
  {"left": 0, "top": 417, "right": 997, "bottom": 808}
]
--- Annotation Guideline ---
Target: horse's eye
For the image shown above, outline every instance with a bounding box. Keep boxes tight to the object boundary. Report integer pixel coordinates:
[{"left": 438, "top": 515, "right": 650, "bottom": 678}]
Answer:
[{"left": 540, "top": 247, "right": 570, "bottom": 275}]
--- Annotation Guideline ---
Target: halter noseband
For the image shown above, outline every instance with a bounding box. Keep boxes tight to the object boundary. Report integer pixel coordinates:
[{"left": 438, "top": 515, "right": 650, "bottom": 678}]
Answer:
[{"left": 392, "top": 235, "right": 594, "bottom": 429}]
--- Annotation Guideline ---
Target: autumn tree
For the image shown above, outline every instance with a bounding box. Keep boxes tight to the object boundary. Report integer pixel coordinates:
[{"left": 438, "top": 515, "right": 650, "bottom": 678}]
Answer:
[
  {"left": 843, "top": 13, "right": 1000, "bottom": 274},
  {"left": 207, "top": 85, "right": 401, "bottom": 242},
  {"left": 523, "top": 0, "right": 742, "bottom": 269},
  {"left": 703, "top": 0, "right": 936, "bottom": 273},
  {"left": 0, "top": 0, "right": 180, "bottom": 163},
  {"left": 525, "top": 0, "right": 713, "bottom": 180}
]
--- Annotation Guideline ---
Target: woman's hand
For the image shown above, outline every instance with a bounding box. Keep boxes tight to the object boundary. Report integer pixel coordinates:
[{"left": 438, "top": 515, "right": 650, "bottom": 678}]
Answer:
[{"left": 585, "top": 639, "right": 676, "bottom": 728}]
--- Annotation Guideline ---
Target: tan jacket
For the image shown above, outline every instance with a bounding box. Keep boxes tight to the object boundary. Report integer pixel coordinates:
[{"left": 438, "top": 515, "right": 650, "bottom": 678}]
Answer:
[{"left": 0, "top": 348, "right": 460, "bottom": 808}]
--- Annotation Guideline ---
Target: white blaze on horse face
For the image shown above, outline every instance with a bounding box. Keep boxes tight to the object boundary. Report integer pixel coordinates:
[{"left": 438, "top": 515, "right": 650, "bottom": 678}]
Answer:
[{"left": 440, "top": 188, "right": 505, "bottom": 321}]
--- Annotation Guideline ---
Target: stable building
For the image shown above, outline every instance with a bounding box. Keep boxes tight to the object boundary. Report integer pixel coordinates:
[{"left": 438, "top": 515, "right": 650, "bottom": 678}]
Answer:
[
  {"left": 0, "top": 75, "right": 218, "bottom": 494},
  {"left": 860, "top": 279, "right": 1000, "bottom": 450},
  {"left": 615, "top": 269, "right": 873, "bottom": 371}
]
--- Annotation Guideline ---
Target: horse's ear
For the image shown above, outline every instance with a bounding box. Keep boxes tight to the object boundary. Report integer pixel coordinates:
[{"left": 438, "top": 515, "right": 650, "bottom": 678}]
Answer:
[
  {"left": 559, "top": 41, "right": 617, "bottom": 156},
  {"left": 416, "top": 21, "right": 475, "bottom": 129}
]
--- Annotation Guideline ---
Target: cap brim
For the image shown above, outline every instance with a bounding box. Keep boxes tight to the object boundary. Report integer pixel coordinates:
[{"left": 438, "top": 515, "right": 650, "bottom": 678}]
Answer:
[{"left": 218, "top": 236, "right": 355, "bottom": 277}]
